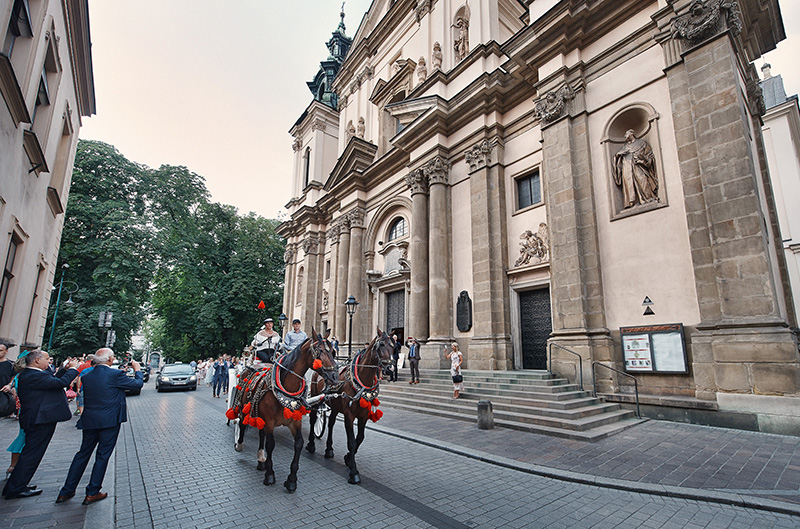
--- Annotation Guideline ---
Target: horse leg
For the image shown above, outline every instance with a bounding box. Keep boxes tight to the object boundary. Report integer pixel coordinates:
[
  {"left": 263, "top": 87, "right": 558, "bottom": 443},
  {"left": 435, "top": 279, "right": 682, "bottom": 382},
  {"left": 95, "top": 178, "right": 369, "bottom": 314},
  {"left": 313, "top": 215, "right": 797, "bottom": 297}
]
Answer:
[
  {"left": 256, "top": 428, "right": 267, "bottom": 471},
  {"left": 283, "top": 424, "right": 303, "bottom": 493},
  {"left": 355, "top": 416, "right": 367, "bottom": 453},
  {"left": 343, "top": 415, "right": 360, "bottom": 485},
  {"left": 324, "top": 410, "right": 337, "bottom": 459},
  {"left": 235, "top": 420, "right": 246, "bottom": 452},
  {"left": 305, "top": 410, "right": 317, "bottom": 454},
  {"left": 262, "top": 430, "right": 276, "bottom": 486}
]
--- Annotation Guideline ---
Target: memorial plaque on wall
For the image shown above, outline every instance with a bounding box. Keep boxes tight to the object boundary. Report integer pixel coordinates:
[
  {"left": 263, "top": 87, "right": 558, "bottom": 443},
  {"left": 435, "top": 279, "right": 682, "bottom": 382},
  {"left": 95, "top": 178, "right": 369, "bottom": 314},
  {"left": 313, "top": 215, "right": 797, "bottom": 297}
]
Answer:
[
  {"left": 456, "top": 290, "right": 472, "bottom": 332},
  {"left": 620, "top": 323, "right": 688, "bottom": 374}
]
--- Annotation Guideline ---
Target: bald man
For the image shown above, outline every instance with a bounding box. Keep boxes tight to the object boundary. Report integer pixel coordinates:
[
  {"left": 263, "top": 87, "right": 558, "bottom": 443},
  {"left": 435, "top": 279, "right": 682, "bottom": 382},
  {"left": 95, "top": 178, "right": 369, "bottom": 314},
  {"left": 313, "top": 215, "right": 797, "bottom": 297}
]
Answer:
[{"left": 56, "top": 349, "right": 142, "bottom": 505}]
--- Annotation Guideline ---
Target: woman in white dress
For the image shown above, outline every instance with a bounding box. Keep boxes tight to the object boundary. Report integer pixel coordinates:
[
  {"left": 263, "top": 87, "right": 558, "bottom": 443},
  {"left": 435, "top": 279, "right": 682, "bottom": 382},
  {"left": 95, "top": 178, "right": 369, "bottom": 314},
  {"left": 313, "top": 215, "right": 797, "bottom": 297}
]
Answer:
[
  {"left": 204, "top": 357, "right": 214, "bottom": 386},
  {"left": 445, "top": 342, "right": 464, "bottom": 399}
]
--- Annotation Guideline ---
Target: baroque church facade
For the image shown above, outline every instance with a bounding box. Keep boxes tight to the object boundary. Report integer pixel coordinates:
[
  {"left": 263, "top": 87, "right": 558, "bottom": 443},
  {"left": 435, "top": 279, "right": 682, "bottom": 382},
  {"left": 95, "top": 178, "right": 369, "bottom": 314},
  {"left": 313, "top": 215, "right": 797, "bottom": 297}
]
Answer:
[{"left": 278, "top": 0, "right": 800, "bottom": 433}]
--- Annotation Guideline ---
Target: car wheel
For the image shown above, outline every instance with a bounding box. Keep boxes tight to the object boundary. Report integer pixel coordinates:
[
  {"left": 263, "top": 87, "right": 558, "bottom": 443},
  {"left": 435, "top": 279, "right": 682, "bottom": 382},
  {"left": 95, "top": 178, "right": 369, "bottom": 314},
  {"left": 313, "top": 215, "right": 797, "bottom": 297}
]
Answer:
[{"left": 190, "top": 386, "right": 197, "bottom": 391}]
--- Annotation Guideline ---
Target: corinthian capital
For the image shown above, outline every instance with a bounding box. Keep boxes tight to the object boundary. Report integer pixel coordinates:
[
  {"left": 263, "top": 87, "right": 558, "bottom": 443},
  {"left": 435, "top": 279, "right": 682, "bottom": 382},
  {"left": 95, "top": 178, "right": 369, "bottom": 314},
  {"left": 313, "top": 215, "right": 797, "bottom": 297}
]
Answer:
[
  {"left": 534, "top": 84, "right": 574, "bottom": 125},
  {"left": 404, "top": 168, "right": 429, "bottom": 195},
  {"left": 284, "top": 244, "right": 296, "bottom": 264},
  {"left": 671, "top": 0, "right": 742, "bottom": 47},
  {"left": 292, "top": 137, "right": 303, "bottom": 152},
  {"left": 302, "top": 235, "right": 319, "bottom": 255},
  {"left": 347, "top": 207, "right": 367, "bottom": 229},
  {"left": 465, "top": 138, "right": 499, "bottom": 171},
  {"left": 424, "top": 156, "right": 451, "bottom": 185}
]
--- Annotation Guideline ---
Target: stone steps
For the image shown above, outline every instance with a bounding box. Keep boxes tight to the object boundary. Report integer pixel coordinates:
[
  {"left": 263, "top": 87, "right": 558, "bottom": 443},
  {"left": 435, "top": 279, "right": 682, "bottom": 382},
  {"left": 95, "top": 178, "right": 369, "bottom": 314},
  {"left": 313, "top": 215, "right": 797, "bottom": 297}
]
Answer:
[{"left": 378, "top": 370, "right": 646, "bottom": 441}]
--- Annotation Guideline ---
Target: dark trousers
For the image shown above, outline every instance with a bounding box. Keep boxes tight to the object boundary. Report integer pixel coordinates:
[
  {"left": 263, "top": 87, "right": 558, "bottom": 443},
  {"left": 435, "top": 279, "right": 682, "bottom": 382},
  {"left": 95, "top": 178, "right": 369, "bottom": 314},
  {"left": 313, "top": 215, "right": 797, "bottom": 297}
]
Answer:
[
  {"left": 60, "top": 424, "right": 121, "bottom": 496},
  {"left": 391, "top": 358, "right": 398, "bottom": 381},
  {"left": 2, "top": 422, "right": 57, "bottom": 497},
  {"left": 409, "top": 358, "right": 420, "bottom": 382},
  {"left": 212, "top": 375, "right": 225, "bottom": 396}
]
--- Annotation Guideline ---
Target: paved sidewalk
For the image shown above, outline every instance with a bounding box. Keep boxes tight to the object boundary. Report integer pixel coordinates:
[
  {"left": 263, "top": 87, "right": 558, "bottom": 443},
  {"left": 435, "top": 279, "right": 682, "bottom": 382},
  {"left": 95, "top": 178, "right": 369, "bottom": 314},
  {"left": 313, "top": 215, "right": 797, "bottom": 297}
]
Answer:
[{"left": 370, "top": 404, "right": 800, "bottom": 516}]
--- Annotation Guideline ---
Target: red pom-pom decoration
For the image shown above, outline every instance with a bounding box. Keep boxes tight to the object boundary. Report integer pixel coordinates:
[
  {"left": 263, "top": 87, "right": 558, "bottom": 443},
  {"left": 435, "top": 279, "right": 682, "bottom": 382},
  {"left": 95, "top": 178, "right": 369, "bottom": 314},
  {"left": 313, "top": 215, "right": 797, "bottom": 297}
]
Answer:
[
  {"left": 376, "top": 409, "right": 383, "bottom": 419},
  {"left": 360, "top": 398, "right": 370, "bottom": 408},
  {"left": 292, "top": 410, "right": 303, "bottom": 421},
  {"left": 373, "top": 398, "right": 380, "bottom": 407},
  {"left": 236, "top": 385, "right": 242, "bottom": 391},
  {"left": 255, "top": 417, "right": 266, "bottom": 429},
  {"left": 283, "top": 408, "right": 292, "bottom": 419},
  {"left": 242, "top": 403, "right": 252, "bottom": 415},
  {"left": 242, "top": 416, "right": 251, "bottom": 426},
  {"left": 312, "top": 359, "right": 322, "bottom": 370},
  {"left": 225, "top": 408, "right": 237, "bottom": 420}
]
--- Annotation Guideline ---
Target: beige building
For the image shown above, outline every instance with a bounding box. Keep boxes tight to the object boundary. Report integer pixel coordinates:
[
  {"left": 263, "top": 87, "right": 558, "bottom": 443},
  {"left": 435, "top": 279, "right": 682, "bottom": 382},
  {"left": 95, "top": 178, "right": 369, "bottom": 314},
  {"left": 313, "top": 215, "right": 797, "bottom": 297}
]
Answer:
[
  {"left": 279, "top": 0, "right": 799, "bottom": 433},
  {"left": 0, "top": 0, "right": 95, "bottom": 353}
]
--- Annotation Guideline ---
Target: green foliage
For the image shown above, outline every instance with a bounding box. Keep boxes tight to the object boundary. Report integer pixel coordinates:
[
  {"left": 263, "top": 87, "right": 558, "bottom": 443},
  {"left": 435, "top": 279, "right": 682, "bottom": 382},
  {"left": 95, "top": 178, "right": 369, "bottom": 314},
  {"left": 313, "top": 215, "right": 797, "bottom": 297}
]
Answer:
[{"left": 47, "top": 140, "right": 285, "bottom": 363}]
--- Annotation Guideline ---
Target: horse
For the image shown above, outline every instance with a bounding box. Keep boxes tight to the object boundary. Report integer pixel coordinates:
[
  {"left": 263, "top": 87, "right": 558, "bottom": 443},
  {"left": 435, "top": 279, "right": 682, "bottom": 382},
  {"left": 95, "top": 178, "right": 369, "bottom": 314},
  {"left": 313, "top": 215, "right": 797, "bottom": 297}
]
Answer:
[
  {"left": 228, "top": 327, "right": 338, "bottom": 492},
  {"left": 305, "top": 327, "right": 394, "bottom": 484}
]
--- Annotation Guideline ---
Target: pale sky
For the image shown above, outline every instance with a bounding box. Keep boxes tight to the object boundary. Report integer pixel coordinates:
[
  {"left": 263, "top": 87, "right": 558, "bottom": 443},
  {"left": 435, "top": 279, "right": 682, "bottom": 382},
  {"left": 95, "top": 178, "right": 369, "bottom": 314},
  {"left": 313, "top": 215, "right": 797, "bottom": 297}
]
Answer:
[{"left": 79, "top": 1, "right": 800, "bottom": 221}]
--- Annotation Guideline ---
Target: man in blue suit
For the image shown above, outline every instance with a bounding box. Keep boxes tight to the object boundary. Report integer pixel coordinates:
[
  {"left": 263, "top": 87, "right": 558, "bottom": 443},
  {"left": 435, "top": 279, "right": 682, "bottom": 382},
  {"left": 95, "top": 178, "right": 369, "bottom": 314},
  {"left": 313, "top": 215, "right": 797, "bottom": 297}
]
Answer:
[
  {"left": 2, "top": 350, "right": 79, "bottom": 499},
  {"left": 56, "top": 348, "right": 142, "bottom": 505}
]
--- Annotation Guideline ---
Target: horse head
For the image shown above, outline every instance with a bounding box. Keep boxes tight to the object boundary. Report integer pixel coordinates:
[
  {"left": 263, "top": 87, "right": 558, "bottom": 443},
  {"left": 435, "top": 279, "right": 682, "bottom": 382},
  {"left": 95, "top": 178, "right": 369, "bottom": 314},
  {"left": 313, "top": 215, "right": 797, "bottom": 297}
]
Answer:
[
  {"left": 310, "top": 327, "right": 340, "bottom": 388},
  {"left": 371, "top": 326, "right": 395, "bottom": 368}
]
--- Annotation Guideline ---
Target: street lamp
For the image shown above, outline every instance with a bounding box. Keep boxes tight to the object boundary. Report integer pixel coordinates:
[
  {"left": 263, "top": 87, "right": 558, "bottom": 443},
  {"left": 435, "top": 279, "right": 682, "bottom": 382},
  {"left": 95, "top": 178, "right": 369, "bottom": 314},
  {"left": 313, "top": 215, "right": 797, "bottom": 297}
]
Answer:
[
  {"left": 278, "top": 313, "right": 287, "bottom": 340},
  {"left": 344, "top": 295, "right": 359, "bottom": 361},
  {"left": 47, "top": 263, "right": 79, "bottom": 351}
]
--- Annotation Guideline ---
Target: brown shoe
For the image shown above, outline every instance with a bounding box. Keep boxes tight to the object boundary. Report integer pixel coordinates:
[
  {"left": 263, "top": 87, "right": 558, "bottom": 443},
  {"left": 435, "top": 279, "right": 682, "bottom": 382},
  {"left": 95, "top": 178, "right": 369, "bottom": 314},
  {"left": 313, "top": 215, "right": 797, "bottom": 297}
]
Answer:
[
  {"left": 56, "top": 492, "right": 75, "bottom": 503},
  {"left": 83, "top": 492, "right": 108, "bottom": 505}
]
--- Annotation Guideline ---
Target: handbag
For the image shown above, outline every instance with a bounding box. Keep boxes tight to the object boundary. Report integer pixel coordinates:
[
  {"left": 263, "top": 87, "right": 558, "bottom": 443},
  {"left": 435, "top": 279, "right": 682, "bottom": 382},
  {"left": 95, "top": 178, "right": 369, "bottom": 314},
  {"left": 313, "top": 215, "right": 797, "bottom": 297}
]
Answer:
[
  {"left": 0, "top": 391, "right": 15, "bottom": 417},
  {"left": 452, "top": 374, "right": 463, "bottom": 384}
]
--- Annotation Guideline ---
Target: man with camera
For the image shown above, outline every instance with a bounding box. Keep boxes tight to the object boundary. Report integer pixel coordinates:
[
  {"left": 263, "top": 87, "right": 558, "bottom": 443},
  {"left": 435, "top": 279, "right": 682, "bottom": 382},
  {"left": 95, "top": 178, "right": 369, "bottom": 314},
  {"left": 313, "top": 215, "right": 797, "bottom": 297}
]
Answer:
[{"left": 56, "top": 348, "right": 142, "bottom": 505}]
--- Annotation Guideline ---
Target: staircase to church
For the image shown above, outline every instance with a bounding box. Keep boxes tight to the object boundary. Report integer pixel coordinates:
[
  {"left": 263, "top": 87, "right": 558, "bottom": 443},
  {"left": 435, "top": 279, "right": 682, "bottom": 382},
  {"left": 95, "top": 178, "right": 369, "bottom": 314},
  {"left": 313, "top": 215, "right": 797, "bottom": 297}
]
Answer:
[{"left": 378, "top": 369, "right": 646, "bottom": 441}]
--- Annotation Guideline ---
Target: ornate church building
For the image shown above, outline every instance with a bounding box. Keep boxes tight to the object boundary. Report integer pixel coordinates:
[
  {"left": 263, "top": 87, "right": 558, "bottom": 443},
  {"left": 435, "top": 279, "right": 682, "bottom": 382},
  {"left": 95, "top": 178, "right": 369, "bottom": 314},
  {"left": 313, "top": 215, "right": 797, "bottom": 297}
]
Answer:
[{"left": 278, "top": 0, "right": 800, "bottom": 433}]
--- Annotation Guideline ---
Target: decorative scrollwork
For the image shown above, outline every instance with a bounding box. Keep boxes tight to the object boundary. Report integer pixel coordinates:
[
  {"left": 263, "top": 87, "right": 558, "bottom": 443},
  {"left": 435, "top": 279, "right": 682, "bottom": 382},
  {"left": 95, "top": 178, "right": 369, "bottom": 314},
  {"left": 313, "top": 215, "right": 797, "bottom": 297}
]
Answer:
[
  {"left": 534, "top": 85, "right": 574, "bottom": 124},
  {"left": 672, "top": 0, "right": 741, "bottom": 46}
]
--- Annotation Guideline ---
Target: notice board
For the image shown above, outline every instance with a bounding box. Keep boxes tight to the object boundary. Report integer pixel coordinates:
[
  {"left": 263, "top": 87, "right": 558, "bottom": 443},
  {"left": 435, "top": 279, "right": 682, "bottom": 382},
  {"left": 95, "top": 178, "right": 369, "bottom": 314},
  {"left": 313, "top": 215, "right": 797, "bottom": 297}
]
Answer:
[{"left": 620, "top": 323, "right": 688, "bottom": 374}]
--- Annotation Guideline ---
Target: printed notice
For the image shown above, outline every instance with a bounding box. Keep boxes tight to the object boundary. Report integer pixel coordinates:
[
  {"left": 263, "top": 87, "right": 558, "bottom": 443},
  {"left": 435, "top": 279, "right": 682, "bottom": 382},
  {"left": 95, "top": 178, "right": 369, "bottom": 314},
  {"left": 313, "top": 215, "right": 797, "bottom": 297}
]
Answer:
[
  {"left": 651, "top": 332, "right": 686, "bottom": 372},
  {"left": 622, "top": 333, "right": 653, "bottom": 372}
]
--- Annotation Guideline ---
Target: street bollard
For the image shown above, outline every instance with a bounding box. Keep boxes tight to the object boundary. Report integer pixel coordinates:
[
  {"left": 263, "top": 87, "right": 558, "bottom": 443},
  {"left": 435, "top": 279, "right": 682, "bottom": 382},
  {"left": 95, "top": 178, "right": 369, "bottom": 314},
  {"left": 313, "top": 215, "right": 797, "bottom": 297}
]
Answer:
[{"left": 477, "top": 400, "right": 494, "bottom": 430}]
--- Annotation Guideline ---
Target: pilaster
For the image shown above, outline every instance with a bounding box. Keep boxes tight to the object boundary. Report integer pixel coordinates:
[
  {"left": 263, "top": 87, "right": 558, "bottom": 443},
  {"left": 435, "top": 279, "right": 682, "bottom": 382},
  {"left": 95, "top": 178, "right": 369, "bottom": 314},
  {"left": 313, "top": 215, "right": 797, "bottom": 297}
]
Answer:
[
  {"left": 301, "top": 234, "right": 320, "bottom": 329},
  {"left": 405, "top": 168, "right": 430, "bottom": 343},
  {"left": 334, "top": 218, "right": 351, "bottom": 342},
  {"left": 346, "top": 207, "right": 367, "bottom": 345}
]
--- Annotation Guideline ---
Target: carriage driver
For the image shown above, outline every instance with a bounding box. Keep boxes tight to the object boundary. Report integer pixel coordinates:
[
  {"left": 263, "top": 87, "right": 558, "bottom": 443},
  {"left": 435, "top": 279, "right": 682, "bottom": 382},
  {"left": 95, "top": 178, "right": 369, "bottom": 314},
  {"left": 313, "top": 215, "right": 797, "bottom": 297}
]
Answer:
[
  {"left": 250, "top": 318, "right": 282, "bottom": 364},
  {"left": 283, "top": 319, "right": 308, "bottom": 352}
]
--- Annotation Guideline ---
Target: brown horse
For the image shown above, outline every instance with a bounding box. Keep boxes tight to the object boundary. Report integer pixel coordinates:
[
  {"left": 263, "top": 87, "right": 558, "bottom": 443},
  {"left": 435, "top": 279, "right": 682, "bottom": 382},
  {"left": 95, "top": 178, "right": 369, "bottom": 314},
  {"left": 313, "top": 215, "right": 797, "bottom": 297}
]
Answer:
[
  {"left": 306, "top": 327, "right": 394, "bottom": 484},
  {"left": 231, "top": 328, "right": 338, "bottom": 492}
]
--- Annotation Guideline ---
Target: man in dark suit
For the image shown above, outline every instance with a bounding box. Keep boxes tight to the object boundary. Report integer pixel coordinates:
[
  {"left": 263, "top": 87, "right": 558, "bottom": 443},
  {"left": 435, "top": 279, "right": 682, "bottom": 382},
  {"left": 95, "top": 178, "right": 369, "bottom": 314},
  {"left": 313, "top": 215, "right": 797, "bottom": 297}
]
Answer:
[
  {"left": 2, "top": 350, "right": 79, "bottom": 500},
  {"left": 56, "top": 348, "right": 142, "bottom": 505},
  {"left": 406, "top": 337, "right": 421, "bottom": 384}
]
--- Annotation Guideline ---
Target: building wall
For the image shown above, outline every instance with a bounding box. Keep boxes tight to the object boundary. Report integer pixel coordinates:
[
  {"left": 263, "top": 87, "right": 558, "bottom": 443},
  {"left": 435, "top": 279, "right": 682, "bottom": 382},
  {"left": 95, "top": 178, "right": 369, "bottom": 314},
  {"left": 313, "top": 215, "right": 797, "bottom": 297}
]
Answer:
[
  {"left": 279, "top": 0, "right": 799, "bottom": 432},
  {"left": 0, "top": 0, "right": 95, "bottom": 355}
]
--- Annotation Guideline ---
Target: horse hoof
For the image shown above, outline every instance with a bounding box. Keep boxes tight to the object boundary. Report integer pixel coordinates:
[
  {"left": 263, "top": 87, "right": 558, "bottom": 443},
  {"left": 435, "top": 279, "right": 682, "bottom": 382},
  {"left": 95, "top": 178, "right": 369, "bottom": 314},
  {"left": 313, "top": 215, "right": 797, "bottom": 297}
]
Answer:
[
  {"left": 234, "top": 443, "right": 243, "bottom": 453},
  {"left": 257, "top": 462, "right": 265, "bottom": 471},
  {"left": 306, "top": 443, "right": 316, "bottom": 454},
  {"left": 264, "top": 473, "right": 275, "bottom": 486},
  {"left": 348, "top": 473, "right": 361, "bottom": 485},
  {"left": 284, "top": 480, "right": 297, "bottom": 493},
  {"left": 324, "top": 449, "right": 334, "bottom": 459}
]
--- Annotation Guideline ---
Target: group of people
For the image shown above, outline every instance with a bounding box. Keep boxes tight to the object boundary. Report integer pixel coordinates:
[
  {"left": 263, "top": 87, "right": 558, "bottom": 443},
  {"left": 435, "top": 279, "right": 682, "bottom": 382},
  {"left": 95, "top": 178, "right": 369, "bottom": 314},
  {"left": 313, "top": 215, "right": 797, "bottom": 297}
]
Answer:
[
  {"left": 0, "top": 344, "right": 142, "bottom": 504},
  {"left": 383, "top": 335, "right": 464, "bottom": 398}
]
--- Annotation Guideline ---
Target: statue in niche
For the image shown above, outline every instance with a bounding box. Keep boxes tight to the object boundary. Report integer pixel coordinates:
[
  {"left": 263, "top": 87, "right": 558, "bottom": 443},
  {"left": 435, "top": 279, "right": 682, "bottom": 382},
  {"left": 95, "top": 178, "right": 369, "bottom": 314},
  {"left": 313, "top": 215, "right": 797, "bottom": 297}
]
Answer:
[
  {"left": 453, "top": 17, "right": 469, "bottom": 61},
  {"left": 346, "top": 120, "right": 355, "bottom": 140},
  {"left": 357, "top": 117, "right": 365, "bottom": 139},
  {"left": 417, "top": 57, "right": 427, "bottom": 83},
  {"left": 322, "top": 289, "right": 329, "bottom": 311},
  {"left": 613, "top": 129, "right": 659, "bottom": 209},
  {"left": 514, "top": 223, "right": 549, "bottom": 267},
  {"left": 432, "top": 42, "right": 443, "bottom": 70}
]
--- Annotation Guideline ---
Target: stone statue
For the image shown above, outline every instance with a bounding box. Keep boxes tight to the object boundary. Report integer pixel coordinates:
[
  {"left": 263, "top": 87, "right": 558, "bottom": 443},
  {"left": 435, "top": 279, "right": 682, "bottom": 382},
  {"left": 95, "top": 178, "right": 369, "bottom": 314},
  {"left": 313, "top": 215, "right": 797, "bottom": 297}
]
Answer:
[
  {"left": 453, "top": 17, "right": 469, "bottom": 61},
  {"left": 514, "top": 223, "right": 549, "bottom": 267},
  {"left": 613, "top": 129, "right": 659, "bottom": 208},
  {"left": 357, "top": 116, "right": 365, "bottom": 139},
  {"left": 417, "top": 57, "right": 427, "bottom": 83},
  {"left": 322, "top": 289, "right": 329, "bottom": 311},
  {"left": 432, "top": 42, "right": 443, "bottom": 70},
  {"left": 346, "top": 120, "right": 355, "bottom": 140}
]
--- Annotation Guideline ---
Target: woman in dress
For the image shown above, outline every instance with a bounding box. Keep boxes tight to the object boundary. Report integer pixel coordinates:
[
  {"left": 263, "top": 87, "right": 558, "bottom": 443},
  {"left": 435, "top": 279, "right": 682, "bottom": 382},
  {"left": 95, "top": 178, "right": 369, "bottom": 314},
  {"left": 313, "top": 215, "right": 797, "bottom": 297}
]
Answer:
[
  {"left": 204, "top": 357, "right": 214, "bottom": 386},
  {"left": 445, "top": 342, "right": 464, "bottom": 399},
  {"left": 250, "top": 318, "right": 282, "bottom": 364}
]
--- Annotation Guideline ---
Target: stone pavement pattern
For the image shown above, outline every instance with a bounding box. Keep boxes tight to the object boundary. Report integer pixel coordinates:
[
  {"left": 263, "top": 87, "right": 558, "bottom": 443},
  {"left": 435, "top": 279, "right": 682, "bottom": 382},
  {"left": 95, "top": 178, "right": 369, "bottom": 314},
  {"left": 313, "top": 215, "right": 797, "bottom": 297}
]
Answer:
[{"left": 0, "top": 382, "right": 799, "bottom": 528}]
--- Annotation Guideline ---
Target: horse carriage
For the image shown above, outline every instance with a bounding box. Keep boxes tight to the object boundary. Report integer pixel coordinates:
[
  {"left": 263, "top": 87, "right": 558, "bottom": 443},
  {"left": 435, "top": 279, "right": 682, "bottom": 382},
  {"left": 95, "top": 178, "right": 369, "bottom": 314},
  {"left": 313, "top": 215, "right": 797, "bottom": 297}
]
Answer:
[{"left": 225, "top": 327, "right": 395, "bottom": 491}]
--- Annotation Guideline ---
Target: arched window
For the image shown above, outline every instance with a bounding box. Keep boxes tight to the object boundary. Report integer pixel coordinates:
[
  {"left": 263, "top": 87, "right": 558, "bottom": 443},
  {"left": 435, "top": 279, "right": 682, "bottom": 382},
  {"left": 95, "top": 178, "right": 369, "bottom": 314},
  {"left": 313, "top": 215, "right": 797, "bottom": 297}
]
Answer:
[
  {"left": 388, "top": 217, "right": 407, "bottom": 241},
  {"left": 303, "top": 147, "right": 311, "bottom": 188}
]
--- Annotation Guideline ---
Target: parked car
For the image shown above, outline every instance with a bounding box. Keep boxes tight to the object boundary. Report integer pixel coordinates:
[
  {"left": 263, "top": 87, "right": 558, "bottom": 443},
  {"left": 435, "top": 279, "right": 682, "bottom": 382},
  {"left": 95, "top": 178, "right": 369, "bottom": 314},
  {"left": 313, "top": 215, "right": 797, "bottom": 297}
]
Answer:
[{"left": 155, "top": 363, "right": 198, "bottom": 392}]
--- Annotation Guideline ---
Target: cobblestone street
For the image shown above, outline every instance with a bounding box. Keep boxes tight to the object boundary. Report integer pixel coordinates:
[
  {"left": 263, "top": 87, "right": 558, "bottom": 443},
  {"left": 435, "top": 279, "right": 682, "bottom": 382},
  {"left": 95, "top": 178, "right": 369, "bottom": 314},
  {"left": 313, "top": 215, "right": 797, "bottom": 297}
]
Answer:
[
  {"left": 2, "top": 382, "right": 800, "bottom": 529},
  {"left": 0, "top": 384, "right": 800, "bottom": 529}
]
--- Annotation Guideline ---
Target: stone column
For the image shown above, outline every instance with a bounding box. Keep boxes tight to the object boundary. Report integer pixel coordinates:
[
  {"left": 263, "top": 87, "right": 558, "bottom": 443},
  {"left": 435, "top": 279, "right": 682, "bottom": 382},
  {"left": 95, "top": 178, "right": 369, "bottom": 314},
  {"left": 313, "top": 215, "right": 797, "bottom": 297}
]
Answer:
[
  {"left": 426, "top": 156, "right": 453, "bottom": 363},
  {"left": 300, "top": 234, "right": 319, "bottom": 331},
  {"left": 326, "top": 226, "right": 340, "bottom": 337},
  {"left": 282, "top": 244, "right": 296, "bottom": 315},
  {"left": 465, "top": 138, "right": 514, "bottom": 370},
  {"left": 334, "top": 218, "right": 351, "bottom": 343},
  {"left": 536, "top": 83, "right": 613, "bottom": 384},
  {"left": 405, "top": 168, "right": 430, "bottom": 343},
  {"left": 661, "top": 15, "right": 798, "bottom": 398},
  {"left": 314, "top": 233, "right": 327, "bottom": 333},
  {"left": 346, "top": 207, "right": 366, "bottom": 346}
]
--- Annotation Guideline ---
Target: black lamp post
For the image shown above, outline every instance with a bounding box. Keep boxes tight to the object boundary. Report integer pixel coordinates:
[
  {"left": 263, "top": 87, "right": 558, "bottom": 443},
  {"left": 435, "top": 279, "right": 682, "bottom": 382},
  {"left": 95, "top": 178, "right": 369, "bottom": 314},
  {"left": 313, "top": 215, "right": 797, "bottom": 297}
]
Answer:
[
  {"left": 344, "top": 295, "right": 359, "bottom": 361},
  {"left": 278, "top": 313, "right": 287, "bottom": 340},
  {"left": 47, "top": 263, "right": 79, "bottom": 351}
]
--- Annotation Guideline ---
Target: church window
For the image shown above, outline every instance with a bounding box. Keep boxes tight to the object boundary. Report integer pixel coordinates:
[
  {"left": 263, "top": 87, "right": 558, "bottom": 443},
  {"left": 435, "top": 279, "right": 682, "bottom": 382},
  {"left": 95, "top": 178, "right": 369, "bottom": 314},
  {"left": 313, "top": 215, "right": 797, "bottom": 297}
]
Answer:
[
  {"left": 388, "top": 217, "right": 407, "bottom": 241},
  {"left": 517, "top": 171, "right": 541, "bottom": 210},
  {"left": 3, "top": 0, "right": 33, "bottom": 55},
  {"left": 303, "top": 147, "right": 311, "bottom": 188},
  {"left": 0, "top": 234, "right": 22, "bottom": 325}
]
